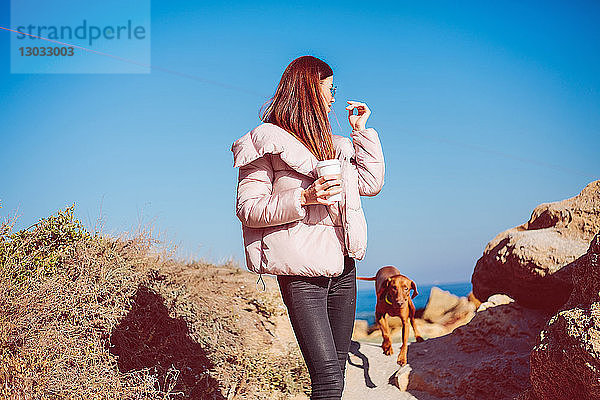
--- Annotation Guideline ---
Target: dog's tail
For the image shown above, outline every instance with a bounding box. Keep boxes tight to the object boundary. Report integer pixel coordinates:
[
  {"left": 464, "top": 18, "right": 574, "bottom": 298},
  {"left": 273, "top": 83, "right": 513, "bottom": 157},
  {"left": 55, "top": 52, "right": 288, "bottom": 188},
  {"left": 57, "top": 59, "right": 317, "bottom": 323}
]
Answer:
[{"left": 356, "top": 276, "right": 376, "bottom": 281}]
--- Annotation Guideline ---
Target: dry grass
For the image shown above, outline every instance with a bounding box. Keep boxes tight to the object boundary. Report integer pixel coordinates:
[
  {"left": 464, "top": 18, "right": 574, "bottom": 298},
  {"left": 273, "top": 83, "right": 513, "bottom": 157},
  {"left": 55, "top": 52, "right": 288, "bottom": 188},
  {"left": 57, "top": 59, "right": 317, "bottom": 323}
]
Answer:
[{"left": 0, "top": 204, "right": 310, "bottom": 399}]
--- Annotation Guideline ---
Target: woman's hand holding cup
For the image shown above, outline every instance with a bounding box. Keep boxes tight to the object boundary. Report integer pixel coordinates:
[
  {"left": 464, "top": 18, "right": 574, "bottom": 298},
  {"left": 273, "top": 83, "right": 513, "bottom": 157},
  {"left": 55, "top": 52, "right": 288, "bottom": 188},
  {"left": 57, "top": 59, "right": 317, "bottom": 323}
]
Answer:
[{"left": 301, "top": 175, "right": 342, "bottom": 206}]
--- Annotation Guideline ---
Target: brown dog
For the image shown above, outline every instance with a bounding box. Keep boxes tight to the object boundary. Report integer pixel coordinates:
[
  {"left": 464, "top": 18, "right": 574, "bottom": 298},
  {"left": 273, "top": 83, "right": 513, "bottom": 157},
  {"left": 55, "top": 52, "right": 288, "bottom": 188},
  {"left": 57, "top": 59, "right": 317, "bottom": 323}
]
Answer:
[{"left": 357, "top": 266, "right": 424, "bottom": 365}]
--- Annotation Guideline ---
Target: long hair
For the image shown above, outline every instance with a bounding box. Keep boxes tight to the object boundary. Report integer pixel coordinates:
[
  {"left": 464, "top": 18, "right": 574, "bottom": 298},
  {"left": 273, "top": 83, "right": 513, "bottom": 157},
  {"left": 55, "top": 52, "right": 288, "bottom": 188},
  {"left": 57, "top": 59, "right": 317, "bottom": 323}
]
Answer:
[{"left": 259, "top": 55, "right": 335, "bottom": 161}]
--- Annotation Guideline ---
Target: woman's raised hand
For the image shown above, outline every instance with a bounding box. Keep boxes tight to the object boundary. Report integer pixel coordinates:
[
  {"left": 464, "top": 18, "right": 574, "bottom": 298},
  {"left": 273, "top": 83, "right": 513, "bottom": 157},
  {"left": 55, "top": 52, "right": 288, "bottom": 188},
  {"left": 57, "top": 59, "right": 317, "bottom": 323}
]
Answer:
[
  {"left": 346, "top": 100, "right": 371, "bottom": 131},
  {"left": 301, "top": 175, "right": 342, "bottom": 206}
]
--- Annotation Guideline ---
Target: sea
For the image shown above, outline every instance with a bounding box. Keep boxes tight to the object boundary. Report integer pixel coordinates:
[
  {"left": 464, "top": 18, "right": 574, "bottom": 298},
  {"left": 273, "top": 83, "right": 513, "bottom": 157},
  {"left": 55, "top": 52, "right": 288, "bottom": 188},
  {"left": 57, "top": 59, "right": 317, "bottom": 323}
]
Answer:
[{"left": 356, "top": 281, "right": 472, "bottom": 325}]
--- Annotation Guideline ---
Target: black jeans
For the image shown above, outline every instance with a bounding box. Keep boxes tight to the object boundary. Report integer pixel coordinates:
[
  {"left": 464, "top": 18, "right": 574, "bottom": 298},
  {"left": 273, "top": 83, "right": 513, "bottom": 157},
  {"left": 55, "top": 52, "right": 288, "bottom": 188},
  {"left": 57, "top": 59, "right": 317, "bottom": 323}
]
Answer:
[{"left": 277, "top": 255, "right": 356, "bottom": 400}]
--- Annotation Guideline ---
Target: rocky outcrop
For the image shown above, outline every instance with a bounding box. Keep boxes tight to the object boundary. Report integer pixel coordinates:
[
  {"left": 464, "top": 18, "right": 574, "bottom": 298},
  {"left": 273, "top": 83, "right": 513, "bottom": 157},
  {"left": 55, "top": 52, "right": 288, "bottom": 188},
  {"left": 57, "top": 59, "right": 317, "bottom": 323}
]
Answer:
[
  {"left": 351, "top": 319, "right": 370, "bottom": 340},
  {"left": 421, "top": 287, "right": 477, "bottom": 329},
  {"left": 472, "top": 180, "right": 600, "bottom": 310},
  {"left": 528, "top": 232, "right": 600, "bottom": 400},
  {"left": 403, "top": 295, "right": 552, "bottom": 400},
  {"left": 421, "top": 286, "right": 463, "bottom": 322}
]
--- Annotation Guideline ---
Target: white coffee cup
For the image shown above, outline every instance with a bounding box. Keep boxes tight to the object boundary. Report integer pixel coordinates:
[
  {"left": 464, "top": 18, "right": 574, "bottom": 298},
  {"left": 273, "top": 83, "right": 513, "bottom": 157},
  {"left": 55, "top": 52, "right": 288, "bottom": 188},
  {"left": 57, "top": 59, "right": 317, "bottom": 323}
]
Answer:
[{"left": 316, "top": 159, "right": 342, "bottom": 202}]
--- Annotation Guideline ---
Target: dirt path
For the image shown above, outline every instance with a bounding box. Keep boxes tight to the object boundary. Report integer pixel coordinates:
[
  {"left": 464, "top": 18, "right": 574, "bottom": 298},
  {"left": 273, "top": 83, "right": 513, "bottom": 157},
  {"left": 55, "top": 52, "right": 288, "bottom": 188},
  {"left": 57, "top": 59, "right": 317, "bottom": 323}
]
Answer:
[{"left": 342, "top": 340, "right": 441, "bottom": 400}]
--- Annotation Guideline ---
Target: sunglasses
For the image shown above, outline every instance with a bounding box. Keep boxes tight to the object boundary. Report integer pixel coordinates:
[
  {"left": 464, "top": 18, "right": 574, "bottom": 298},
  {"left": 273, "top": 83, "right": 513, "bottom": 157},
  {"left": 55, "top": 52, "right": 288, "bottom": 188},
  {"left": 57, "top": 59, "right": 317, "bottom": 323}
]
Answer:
[{"left": 321, "top": 82, "right": 337, "bottom": 97}]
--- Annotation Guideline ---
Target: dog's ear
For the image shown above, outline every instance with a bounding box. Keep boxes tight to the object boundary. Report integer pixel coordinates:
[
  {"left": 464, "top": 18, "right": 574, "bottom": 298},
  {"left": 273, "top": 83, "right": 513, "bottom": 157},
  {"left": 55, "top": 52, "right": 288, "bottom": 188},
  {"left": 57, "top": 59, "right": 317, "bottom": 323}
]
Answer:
[{"left": 410, "top": 280, "right": 419, "bottom": 299}]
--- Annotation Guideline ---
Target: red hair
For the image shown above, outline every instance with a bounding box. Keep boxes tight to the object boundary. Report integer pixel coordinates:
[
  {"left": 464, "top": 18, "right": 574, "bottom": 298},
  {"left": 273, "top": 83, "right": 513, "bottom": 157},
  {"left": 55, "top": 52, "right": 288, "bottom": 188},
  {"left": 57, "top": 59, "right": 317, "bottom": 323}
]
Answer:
[{"left": 260, "top": 55, "right": 335, "bottom": 160}]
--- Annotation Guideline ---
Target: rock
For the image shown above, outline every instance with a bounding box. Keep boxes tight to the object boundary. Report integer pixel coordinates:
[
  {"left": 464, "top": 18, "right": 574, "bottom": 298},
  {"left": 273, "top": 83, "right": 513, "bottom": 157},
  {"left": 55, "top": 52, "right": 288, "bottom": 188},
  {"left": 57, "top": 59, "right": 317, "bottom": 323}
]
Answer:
[
  {"left": 405, "top": 295, "right": 551, "bottom": 400},
  {"left": 387, "top": 315, "right": 412, "bottom": 330},
  {"left": 528, "top": 232, "right": 600, "bottom": 400},
  {"left": 472, "top": 180, "right": 600, "bottom": 310},
  {"left": 352, "top": 319, "right": 369, "bottom": 340},
  {"left": 390, "top": 364, "right": 412, "bottom": 391},
  {"left": 515, "top": 388, "right": 540, "bottom": 400},
  {"left": 467, "top": 291, "right": 482, "bottom": 309},
  {"left": 412, "top": 319, "right": 451, "bottom": 340},
  {"left": 435, "top": 297, "right": 476, "bottom": 329},
  {"left": 421, "top": 287, "right": 477, "bottom": 330},
  {"left": 477, "top": 294, "right": 514, "bottom": 312},
  {"left": 421, "top": 287, "right": 461, "bottom": 323}
]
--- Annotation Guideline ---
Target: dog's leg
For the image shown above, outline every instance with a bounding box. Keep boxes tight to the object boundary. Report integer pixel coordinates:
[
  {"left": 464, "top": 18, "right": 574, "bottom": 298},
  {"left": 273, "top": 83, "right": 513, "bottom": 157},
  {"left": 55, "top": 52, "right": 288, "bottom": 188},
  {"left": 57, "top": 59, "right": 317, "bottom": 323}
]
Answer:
[
  {"left": 409, "top": 298, "right": 424, "bottom": 343},
  {"left": 376, "top": 312, "right": 393, "bottom": 355},
  {"left": 397, "top": 317, "right": 410, "bottom": 365}
]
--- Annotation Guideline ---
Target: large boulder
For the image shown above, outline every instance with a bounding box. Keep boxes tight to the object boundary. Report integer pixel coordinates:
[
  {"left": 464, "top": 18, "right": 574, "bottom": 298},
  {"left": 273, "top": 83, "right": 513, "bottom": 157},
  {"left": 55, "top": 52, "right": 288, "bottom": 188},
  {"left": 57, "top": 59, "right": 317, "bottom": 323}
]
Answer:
[
  {"left": 472, "top": 180, "right": 600, "bottom": 310},
  {"left": 421, "top": 286, "right": 461, "bottom": 322},
  {"left": 351, "top": 319, "right": 370, "bottom": 340},
  {"left": 421, "top": 286, "right": 477, "bottom": 329},
  {"left": 528, "top": 232, "right": 600, "bottom": 400},
  {"left": 405, "top": 295, "right": 551, "bottom": 400}
]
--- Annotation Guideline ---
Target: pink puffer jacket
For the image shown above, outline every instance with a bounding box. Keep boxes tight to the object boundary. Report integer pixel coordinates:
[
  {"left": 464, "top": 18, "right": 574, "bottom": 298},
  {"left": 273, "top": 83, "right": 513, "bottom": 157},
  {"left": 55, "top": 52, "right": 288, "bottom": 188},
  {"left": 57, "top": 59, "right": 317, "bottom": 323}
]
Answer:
[{"left": 231, "top": 122, "right": 385, "bottom": 277}]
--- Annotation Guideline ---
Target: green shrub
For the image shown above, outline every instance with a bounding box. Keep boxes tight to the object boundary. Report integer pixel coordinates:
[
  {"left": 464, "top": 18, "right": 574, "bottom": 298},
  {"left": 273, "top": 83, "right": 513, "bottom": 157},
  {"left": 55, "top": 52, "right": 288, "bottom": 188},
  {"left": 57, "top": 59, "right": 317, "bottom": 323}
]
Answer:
[{"left": 0, "top": 203, "right": 97, "bottom": 285}]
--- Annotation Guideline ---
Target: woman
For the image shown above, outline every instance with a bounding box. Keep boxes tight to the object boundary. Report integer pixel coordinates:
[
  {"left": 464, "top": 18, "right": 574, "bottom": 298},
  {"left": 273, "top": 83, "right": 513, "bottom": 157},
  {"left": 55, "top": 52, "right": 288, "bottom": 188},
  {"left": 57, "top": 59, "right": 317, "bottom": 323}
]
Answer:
[{"left": 230, "top": 55, "right": 385, "bottom": 399}]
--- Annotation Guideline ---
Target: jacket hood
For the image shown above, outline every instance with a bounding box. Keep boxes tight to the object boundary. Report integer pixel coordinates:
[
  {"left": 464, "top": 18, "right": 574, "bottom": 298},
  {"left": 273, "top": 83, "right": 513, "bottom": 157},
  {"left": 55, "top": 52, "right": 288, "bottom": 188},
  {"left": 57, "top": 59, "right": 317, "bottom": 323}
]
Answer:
[{"left": 231, "top": 123, "right": 354, "bottom": 178}]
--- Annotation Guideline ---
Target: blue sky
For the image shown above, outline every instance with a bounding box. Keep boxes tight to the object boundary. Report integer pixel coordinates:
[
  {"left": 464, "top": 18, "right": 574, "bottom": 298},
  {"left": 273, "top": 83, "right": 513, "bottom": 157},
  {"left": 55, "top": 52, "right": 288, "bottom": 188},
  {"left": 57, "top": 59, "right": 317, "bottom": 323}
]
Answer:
[{"left": 1, "top": 0, "right": 598, "bottom": 286}]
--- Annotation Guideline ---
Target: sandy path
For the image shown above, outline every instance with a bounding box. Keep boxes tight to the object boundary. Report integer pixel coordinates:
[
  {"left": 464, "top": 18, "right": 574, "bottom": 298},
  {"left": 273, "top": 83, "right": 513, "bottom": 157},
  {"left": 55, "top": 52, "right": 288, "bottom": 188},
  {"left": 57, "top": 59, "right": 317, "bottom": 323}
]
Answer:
[{"left": 342, "top": 340, "right": 442, "bottom": 400}]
